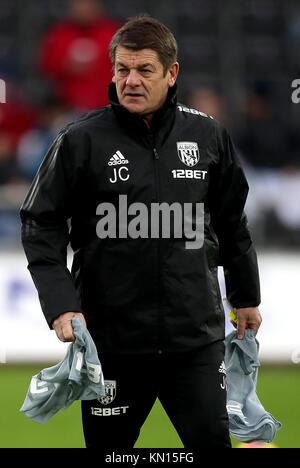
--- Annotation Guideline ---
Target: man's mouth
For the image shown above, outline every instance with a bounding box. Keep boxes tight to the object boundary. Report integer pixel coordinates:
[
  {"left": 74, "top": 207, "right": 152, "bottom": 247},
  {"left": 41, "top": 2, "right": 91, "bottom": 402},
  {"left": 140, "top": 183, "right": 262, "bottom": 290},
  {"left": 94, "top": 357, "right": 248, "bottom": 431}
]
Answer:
[{"left": 125, "top": 93, "right": 144, "bottom": 98}]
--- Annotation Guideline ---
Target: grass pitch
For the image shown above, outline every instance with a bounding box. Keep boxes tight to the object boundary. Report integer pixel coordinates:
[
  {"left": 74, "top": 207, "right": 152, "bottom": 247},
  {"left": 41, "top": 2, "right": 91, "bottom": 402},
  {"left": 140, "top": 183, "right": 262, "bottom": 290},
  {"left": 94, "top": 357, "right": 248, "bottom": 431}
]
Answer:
[{"left": 0, "top": 364, "right": 299, "bottom": 448}]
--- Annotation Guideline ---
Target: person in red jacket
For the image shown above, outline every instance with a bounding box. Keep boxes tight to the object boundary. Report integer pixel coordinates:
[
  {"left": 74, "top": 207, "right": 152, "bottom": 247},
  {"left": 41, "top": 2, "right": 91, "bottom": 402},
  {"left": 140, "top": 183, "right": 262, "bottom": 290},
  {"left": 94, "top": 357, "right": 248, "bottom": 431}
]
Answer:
[{"left": 38, "top": 0, "right": 120, "bottom": 112}]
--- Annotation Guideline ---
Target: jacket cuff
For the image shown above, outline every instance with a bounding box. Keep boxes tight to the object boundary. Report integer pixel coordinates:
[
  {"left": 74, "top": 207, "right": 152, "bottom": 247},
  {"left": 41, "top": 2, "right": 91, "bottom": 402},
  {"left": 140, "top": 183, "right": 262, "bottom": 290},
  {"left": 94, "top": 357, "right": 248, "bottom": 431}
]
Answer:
[
  {"left": 223, "top": 244, "right": 261, "bottom": 309},
  {"left": 32, "top": 276, "right": 83, "bottom": 329}
]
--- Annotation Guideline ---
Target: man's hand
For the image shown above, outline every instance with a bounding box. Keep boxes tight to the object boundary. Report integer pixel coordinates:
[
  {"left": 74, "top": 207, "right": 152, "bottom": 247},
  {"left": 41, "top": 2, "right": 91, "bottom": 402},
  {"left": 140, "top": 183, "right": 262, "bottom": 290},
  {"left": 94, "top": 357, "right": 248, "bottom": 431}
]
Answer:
[
  {"left": 230, "top": 307, "right": 262, "bottom": 340},
  {"left": 52, "top": 312, "right": 87, "bottom": 343}
]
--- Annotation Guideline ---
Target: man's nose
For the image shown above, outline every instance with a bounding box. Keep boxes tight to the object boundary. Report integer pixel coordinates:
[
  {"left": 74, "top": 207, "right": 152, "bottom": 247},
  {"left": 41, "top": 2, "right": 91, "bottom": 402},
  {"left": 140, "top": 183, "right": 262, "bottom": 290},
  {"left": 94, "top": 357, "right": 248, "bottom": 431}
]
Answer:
[{"left": 126, "top": 70, "right": 141, "bottom": 87}]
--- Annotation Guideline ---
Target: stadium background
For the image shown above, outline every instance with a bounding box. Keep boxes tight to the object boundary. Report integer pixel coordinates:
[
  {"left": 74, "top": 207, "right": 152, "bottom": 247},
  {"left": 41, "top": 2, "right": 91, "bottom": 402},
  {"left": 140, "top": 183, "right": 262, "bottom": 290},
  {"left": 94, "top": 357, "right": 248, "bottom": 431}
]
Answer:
[{"left": 0, "top": 0, "right": 300, "bottom": 448}]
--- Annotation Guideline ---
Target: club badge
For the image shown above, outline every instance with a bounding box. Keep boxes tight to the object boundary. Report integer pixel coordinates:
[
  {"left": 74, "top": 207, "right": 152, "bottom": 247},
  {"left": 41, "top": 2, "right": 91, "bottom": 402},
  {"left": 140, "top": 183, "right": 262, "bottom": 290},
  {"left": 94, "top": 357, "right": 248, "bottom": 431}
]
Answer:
[
  {"left": 177, "top": 141, "right": 200, "bottom": 167},
  {"left": 97, "top": 380, "right": 117, "bottom": 405}
]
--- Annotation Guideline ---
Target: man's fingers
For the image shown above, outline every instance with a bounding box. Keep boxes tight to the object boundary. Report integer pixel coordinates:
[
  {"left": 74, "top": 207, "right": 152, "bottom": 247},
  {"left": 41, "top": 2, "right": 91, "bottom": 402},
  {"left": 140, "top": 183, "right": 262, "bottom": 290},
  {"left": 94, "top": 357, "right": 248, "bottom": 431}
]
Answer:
[
  {"left": 237, "top": 318, "right": 247, "bottom": 340},
  {"left": 54, "top": 328, "right": 64, "bottom": 342},
  {"left": 61, "top": 323, "right": 75, "bottom": 342},
  {"left": 246, "top": 319, "right": 261, "bottom": 336},
  {"left": 235, "top": 307, "right": 262, "bottom": 340},
  {"left": 53, "top": 312, "right": 86, "bottom": 343},
  {"left": 54, "top": 322, "right": 74, "bottom": 342}
]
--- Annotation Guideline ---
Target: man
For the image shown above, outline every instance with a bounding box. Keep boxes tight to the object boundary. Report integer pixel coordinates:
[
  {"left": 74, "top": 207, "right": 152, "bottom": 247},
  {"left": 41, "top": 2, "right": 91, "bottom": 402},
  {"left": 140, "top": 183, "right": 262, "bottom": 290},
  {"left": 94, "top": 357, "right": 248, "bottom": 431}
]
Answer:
[
  {"left": 20, "top": 15, "right": 262, "bottom": 449},
  {"left": 38, "top": 0, "right": 120, "bottom": 112}
]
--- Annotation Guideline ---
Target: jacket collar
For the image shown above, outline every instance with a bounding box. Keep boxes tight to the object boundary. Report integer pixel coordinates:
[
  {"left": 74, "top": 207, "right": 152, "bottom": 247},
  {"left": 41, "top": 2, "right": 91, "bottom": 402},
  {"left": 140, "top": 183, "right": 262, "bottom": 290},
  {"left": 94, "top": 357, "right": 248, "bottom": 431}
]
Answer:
[{"left": 108, "top": 82, "right": 178, "bottom": 139}]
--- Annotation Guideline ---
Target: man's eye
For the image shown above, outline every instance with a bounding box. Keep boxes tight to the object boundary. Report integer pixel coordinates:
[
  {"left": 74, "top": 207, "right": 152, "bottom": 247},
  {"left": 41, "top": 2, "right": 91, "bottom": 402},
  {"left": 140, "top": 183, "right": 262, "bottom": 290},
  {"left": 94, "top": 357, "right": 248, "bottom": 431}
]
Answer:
[{"left": 141, "top": 69, "right": 151, "bottom": 73}]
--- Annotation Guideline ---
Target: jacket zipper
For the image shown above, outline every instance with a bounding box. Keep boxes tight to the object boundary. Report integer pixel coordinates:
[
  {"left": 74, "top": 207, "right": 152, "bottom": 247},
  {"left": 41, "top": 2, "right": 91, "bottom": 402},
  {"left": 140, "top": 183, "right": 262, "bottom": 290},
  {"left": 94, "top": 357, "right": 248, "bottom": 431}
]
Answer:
[
  {"left": 153, "top": 147, "right": 159, "bottom": 199},
  {"left": 152, "top": 145, "right": 163, "bottom": 354}
]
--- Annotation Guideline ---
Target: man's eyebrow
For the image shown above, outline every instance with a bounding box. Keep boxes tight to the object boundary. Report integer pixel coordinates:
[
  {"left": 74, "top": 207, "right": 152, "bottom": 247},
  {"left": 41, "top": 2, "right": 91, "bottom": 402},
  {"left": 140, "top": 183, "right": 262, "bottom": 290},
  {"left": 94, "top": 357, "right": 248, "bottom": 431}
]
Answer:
[
  {"left": 116, "top": 62, "right": 155, "bottom": 69},
  {"left": 137, "top": 63, "right": 155, "bottom": 69}
]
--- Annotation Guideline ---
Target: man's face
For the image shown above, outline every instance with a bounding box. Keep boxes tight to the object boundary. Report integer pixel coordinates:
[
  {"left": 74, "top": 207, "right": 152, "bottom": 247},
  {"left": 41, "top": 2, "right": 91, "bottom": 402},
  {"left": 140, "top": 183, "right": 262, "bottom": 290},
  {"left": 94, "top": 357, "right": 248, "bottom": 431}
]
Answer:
[
  {"left": 69, "top": 0, "right": 101, "bottom": 25},
  {"left": 112, "top": 46, "right": 179, "bottom": 123}
]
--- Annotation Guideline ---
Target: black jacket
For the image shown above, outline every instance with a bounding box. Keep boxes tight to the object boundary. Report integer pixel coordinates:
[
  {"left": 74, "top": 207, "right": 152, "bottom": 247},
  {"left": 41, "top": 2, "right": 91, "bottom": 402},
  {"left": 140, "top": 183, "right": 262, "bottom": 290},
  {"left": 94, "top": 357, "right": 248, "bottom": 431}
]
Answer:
[{"left": 20, "top": 83, "right": 260, "bottom": 354}]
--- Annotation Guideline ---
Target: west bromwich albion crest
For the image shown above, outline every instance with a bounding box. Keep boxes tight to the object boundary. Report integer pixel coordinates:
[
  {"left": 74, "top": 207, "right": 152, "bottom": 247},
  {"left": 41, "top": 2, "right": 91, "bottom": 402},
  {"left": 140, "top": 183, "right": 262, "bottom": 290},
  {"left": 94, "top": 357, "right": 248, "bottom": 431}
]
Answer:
[
  {"left": 97, "top": 380, "right": 116, "bottom": 405},
  {"left": 177, "top": 142, "right": 200, "bottom": 167}
]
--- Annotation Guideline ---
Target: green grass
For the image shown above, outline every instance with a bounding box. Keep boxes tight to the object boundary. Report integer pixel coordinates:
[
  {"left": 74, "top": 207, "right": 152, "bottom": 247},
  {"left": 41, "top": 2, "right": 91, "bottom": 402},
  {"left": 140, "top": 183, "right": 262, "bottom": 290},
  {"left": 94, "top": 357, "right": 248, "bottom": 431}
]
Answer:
[{"left": 0, "top": 364, "right": 299, "bottom": 448}]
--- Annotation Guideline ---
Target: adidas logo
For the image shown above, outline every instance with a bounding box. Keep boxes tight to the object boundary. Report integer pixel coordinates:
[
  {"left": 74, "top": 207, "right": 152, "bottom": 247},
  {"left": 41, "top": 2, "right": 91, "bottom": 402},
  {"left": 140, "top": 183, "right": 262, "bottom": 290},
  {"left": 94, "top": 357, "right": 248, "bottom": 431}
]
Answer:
[
  {"left": 218, "top": 361, "right": 226, "bottom": 375},
  {"left": 108, "top": 151, "right": 129, "bottom": 166}
]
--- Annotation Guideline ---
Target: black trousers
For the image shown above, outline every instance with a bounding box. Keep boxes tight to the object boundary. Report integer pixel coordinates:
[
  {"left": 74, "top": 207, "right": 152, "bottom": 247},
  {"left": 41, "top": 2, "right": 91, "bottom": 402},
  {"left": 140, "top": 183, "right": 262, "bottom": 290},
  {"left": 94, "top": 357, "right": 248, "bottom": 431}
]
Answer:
[{"left": 81, "top": 340, "right": 231, "bottom": 449}]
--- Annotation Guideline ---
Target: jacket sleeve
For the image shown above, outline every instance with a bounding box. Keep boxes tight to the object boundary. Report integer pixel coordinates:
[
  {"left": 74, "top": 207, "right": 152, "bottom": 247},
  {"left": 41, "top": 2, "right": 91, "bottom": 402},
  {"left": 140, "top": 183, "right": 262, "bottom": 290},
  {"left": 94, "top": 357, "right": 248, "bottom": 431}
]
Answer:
[
  {"left": 20, "top": 128, "right": 83, "bottom": 327},
  {"left": 208, "top": 124, "right": 261, "bottom": 309}
]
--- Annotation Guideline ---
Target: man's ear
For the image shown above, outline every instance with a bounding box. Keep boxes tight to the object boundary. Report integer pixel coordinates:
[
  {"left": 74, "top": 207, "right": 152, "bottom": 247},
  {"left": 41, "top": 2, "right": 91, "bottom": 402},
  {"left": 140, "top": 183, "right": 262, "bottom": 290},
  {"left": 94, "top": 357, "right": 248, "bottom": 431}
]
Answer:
[
  {"left": 168, "top": 62, "right": 179, "bottom": 87},
  {"left": 112, "top": 75, "right": 116, "bottom": 83}
]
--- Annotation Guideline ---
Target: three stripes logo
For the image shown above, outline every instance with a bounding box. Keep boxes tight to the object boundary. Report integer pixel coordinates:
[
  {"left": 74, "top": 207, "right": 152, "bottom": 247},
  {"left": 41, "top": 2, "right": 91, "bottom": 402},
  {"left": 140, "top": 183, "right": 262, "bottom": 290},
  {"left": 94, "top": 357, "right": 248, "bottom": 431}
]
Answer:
[
  {"left": 108, "top": 151, "right": 129, "bottom": 166},
  {"left": 21, "top": 132, "right": 65, "bottom": 212}
]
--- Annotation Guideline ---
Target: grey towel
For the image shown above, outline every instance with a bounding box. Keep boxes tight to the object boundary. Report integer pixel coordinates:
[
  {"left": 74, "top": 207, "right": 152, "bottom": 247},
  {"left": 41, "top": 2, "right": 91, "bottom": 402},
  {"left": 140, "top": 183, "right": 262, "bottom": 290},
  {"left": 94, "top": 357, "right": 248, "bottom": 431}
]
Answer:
[
  {"left": 225, "top": 328, "right": 282, "bottom": 443},
  {"left": 20, "top": 316, "right": 105, "bottom": 424}
]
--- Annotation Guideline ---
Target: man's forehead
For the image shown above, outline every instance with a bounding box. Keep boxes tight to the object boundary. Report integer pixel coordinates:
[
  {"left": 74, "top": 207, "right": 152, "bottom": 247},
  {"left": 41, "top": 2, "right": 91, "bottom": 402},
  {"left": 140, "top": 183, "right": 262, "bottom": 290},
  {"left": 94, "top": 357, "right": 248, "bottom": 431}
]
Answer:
[{"left": 115, "top": 46, "right": 161, "bottom": 66}]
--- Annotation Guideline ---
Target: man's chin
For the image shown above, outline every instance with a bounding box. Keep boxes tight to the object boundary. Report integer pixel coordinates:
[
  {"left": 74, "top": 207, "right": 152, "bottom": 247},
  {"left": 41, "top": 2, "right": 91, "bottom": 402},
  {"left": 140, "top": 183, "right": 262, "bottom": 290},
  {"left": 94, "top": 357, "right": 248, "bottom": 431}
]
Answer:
[{"left": 122, "top": 103, "right": 145, "bottom": 115}]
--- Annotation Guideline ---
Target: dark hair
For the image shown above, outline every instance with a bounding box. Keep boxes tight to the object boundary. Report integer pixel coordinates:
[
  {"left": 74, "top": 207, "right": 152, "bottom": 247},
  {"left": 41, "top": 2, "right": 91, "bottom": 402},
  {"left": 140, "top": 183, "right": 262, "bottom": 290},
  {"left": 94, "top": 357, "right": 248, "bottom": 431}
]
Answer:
[{"left": 109, "top": 14, "right": 178, "bottom": 76}]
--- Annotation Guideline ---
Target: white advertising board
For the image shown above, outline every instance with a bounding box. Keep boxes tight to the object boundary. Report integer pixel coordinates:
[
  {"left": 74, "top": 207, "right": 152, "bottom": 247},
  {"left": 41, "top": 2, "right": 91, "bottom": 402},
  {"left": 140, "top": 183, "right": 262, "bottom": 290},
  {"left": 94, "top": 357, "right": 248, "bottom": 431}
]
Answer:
[{"left": 0, "top": 249, "right": 299, "bottom": 363}]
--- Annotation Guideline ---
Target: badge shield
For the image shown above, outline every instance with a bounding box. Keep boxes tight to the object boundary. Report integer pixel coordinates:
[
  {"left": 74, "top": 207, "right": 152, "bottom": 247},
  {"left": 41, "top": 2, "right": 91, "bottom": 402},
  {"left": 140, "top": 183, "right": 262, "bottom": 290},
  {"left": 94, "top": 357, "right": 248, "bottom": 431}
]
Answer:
[
  {"left": 177, "top": 142, "right": 200, "bottom": 167},
  {"left": 97, "top": 380, "right": 117, "bottom": 405}
]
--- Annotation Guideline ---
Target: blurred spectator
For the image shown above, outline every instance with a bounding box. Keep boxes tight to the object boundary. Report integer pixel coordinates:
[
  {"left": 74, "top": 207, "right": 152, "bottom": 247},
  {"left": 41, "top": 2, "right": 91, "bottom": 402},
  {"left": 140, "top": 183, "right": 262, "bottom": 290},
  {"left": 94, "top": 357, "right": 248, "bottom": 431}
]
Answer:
[
  {"left": 236, "top": 83, "right": 300, "bottom": 245},
  {"left": 286, "top": 7, "right": 300, "bottom": 57},
  {"left": 187, "top": 87, "right": 224, "bottom": 123},
  {"left": 38, "top": 0, "right": 120, "bottom": 112},
  {"left": 237, "top": 83, "right": 300, "bottom": 169},
  {"left": 0, "top": 130, "right": 28, "bottom": 241},
  {"left": 17, "top": 97, "right": 76, "bottom": 182},
  {"left": 0, "top": 83, "right": 37, "bottom": 150},
  {"left": 0, "top": 84, "right": 37, "bottom": 242},
  {"left": 0, "top": 131, "right": 23, "bottom": 185}
]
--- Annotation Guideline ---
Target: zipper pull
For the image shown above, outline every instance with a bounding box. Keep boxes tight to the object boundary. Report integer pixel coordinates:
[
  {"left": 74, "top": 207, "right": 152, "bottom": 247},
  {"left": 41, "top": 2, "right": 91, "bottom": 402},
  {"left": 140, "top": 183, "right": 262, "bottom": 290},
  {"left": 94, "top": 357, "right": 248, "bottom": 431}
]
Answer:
[{"left": 153, "top": 148, "right": 159, "bottom": 160}]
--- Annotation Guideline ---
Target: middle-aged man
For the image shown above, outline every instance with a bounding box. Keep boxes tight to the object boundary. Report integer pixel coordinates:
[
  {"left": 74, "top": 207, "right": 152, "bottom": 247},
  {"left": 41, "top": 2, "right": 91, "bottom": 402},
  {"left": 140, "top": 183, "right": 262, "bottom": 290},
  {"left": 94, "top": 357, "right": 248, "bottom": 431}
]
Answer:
[{"left": 20, "top": 15, "right": 262, "bottom": 449}]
